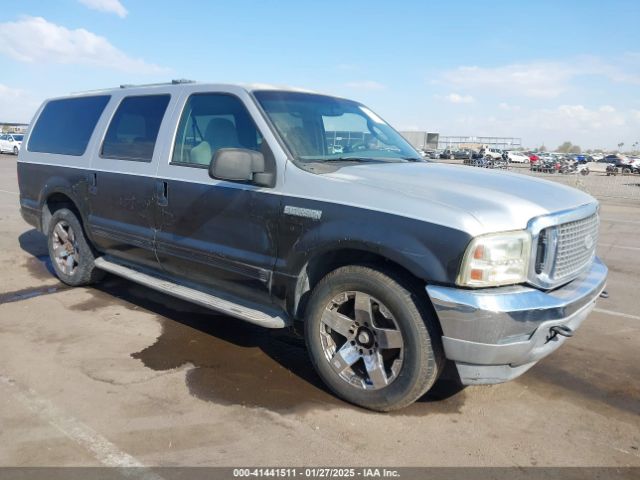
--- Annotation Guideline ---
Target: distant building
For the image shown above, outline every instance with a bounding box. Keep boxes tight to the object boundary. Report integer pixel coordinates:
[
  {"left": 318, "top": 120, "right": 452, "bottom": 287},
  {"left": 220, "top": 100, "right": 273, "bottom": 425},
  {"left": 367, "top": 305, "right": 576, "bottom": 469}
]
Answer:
[
  {"left": 400, "top": 132, "right": 522, "bottom": 151},
  {"left": 438, "top": 135, "right": 522, "bottom": 151},
  {"left": 399, "top": 131, "right": 440, "bottom": 150},
  {"left": 0, "top": 122, "right": 29, "bottom": 134}
]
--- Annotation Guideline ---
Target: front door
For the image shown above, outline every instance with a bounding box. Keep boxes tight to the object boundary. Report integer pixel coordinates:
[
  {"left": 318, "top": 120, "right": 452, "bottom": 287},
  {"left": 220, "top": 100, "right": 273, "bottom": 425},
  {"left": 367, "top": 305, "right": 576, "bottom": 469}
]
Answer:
[
  {"left": 155, "top": 92, "right": 280, "bottom": 306},
  {"left": 87, "top": 93, "right": 172, "bottom": 270}
]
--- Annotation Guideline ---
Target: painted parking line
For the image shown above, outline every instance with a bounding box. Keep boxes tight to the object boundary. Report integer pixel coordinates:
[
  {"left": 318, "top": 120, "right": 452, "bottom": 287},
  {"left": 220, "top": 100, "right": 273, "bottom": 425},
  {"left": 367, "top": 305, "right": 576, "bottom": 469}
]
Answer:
[
  {"left": 593, "top": 308, "right": 640, "bottom": 321},
  {"left": 0, "top": 189, "right": 18, "bottom": 195},
  {"left": 0, "top": 374, "right": 164, "bottom": 479},
  {"left": 599, "top": 243, "right": 640, "bottom": 251}
]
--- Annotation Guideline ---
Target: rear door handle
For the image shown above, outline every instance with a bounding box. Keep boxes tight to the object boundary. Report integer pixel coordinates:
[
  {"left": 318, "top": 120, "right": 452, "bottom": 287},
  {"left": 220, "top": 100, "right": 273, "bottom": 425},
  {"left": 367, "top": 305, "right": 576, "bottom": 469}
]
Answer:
[
  {"left": 88, "top": 172, "right": 97, "bottom": 195},
  {"left": 156, "top": 180, "right": 168, "bottom": 206}
]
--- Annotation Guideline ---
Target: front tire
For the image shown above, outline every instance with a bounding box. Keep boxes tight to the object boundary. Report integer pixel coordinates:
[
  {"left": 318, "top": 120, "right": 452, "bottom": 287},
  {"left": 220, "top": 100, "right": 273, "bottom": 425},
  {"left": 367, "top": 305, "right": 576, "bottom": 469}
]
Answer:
[
  {"left": 47, "top": 208, "right": 104, "bottom": 286},
  {"left": 304, "top": 265, "right": 443, "bottom": 411}
]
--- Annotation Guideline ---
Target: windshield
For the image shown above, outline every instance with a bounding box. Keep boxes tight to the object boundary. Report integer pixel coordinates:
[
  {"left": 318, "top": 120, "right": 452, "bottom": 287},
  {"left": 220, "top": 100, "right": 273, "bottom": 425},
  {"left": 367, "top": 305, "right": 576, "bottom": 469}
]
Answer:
[
  {"left": 254, "top": 91, "right": 421, "bottom": 163},
  {"left": 13, "top": 135, "right": 24, "bottom": 141}
]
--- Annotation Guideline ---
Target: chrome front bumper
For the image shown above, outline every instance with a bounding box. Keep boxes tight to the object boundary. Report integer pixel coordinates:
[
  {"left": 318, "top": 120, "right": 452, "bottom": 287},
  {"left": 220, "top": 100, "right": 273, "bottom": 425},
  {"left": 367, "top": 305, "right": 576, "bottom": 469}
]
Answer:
[{"left": 426, "top": 257, "right": 607, "bottom": 385}]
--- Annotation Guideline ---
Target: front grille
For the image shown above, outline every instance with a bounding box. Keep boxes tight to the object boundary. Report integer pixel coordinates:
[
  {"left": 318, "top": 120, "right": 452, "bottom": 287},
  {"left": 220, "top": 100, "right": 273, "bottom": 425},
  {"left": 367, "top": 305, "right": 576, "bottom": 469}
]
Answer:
[
  {"left": 536, "top": 213, "right": 599, "bottom": 285},
  {"left": 552, "top": 214, "right": 599, "bottom": 280}
]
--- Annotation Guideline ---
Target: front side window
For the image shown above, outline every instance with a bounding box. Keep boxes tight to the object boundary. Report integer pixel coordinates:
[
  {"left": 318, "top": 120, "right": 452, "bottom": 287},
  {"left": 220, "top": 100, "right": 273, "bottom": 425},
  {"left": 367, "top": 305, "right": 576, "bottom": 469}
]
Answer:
[
  {"left": 13, "top": 134, "right": 24, "bottom": 141},
  {"left": 254, "top": 91, "right": 420, "bottom": 164},
  {"left": 172, "top": 93, "right": 263, "bottom": 167},
  {"left": 28, "top": 95, "right": 110, "bottom": 156},
  {"left": 102, "top": 95, "right": 170, "bottom": 162}
]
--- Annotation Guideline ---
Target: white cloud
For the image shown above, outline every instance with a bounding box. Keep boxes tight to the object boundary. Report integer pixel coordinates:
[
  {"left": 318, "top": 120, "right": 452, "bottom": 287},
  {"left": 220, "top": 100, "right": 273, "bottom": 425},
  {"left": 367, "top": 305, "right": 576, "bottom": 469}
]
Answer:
[
  {"left": 440, "top": 55, "right": 640, "bottom": 99},
  {"left": 498, "top": 102, "right": 520, "bottom": 111},
  {"left": 344, "top": 80, "right": 386, "bottom": 90},
  {"left": 0, "top": 16, "right": 166, "bottom": 73},
  {"left": 437, "top": 103, "right": 637, "bottom": 149},
  {"left": 0, "top": 84, "right": 42, "bottom": 123},
  {"left": 78, "top": 0, "right": 128, "bottom": 18},
  {"left": 444, "top": 93, "right": 474, "bottom": 104},
  {"left": 442, "top": 62, "right": 573, "bottom": 98}
]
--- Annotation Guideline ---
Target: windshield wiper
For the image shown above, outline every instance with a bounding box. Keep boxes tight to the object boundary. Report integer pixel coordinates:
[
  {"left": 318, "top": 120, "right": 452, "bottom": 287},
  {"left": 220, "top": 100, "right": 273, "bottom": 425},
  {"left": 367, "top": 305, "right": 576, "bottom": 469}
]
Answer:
[
  {"left": 304, "top": 156, "right": 417, "bottom": 163},
  {"left": 325, "top": 157, "right": 375, "bottom": 162}
]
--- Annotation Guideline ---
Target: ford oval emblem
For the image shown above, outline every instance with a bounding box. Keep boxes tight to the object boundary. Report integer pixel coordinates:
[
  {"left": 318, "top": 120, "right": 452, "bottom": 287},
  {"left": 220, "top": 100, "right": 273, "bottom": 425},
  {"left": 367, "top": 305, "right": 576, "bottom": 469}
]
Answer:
[{"left": 584, "top": 234, "right": 593, "bottom": 250}]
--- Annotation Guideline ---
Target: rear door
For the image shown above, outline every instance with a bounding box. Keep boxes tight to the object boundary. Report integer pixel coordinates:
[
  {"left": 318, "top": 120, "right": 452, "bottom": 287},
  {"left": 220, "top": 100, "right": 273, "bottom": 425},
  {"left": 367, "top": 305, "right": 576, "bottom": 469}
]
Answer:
[
  {"left": 154, "top": 89, "right": 280, "bottom": 305},
  {"left": 87, "top": 93, "right": 175, "bottom": 270}
]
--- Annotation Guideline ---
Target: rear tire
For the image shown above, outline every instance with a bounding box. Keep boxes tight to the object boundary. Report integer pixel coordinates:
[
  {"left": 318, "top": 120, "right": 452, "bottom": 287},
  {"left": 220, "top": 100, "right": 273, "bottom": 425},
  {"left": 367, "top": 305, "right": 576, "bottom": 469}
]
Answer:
[
  {"left": 13, "top": 146, "right": 18, "bottom": 155},
  {"left": 47, "top": 208, "right": 105, "bottom": 286},
  {"left": 304, "top": 265, "right": 443, "bottom": 411}
]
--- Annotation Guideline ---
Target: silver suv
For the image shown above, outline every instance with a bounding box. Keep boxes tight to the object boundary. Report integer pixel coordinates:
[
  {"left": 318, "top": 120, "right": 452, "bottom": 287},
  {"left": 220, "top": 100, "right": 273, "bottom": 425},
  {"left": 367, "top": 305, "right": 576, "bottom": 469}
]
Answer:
[{"left": 17, "top": 81, "right": 607, "bottom": 411}]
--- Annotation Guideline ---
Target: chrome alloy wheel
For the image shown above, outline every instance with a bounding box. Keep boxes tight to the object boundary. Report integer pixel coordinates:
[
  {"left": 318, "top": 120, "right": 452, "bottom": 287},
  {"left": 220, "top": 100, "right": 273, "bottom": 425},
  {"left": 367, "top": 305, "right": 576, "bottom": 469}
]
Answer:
[
  {"left": 51, "top": 220, "right": 79, "bottom": 276},
  {"left": 319, "top": 291, "right": 404, "bottom": 390}
]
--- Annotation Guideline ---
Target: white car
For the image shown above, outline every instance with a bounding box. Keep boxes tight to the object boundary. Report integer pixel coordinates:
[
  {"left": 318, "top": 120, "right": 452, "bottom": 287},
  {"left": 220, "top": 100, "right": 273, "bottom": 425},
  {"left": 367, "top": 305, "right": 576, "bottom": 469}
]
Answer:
[
  {"left": 0, "top": 133, "right": 24, "bottom": 155},
  {"left": 506, "top": 151, "right": 530, "bottom": 163},
  {"left": 481, "top": 147, "right": 503, "bottom": 160}
]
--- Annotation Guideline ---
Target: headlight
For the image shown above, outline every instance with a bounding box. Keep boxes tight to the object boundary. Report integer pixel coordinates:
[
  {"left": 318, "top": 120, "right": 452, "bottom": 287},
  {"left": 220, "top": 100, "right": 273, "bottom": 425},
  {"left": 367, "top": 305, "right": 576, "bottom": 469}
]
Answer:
[{"left": 457, "top": 231, "right": 531, "bottom": 287}]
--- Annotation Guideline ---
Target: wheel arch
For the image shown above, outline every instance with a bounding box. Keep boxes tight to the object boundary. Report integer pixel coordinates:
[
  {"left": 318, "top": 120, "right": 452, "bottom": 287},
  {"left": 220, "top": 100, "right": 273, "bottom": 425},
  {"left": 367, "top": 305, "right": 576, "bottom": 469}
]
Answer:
[
  {"left": 41, "top": 189, "right": 83, "bottom": 234},
  {"left": 291, "top": 246, "right": 439, "bottom": 328}
]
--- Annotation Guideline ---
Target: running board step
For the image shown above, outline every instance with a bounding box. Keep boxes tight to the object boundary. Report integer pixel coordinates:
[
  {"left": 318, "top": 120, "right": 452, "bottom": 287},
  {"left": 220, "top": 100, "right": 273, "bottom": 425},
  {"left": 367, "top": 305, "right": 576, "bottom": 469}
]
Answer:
[{"left": 94, "top": 257, "right": 290, "bottom": 329}]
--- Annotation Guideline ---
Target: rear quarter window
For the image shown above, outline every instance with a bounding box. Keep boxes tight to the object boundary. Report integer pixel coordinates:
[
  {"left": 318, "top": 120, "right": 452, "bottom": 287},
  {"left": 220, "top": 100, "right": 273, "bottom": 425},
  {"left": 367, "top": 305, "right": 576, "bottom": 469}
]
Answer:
[{"left": 28, "top": 95, "right": 110, "bottom": 156}]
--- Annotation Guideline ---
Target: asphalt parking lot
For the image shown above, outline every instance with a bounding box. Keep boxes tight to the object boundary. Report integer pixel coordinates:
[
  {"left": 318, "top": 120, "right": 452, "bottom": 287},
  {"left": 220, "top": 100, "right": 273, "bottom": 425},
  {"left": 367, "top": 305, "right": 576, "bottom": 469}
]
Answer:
[{"left": 0, "top": 153, "right": 638, "bottom": 467}]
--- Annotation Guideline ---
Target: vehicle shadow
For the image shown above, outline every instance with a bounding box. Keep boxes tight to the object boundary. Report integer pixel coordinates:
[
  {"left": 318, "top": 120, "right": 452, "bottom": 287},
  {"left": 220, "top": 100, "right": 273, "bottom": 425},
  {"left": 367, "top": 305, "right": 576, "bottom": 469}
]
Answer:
[{"left": 18, "top": 228, "right": 466, "bottom": 415}]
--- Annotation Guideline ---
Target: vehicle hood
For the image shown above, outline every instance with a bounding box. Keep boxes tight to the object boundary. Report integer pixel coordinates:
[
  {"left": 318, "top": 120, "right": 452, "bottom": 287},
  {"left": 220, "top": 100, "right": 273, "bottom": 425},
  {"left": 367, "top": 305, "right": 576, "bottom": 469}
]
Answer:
[{"left": 324, "top": 162, "right": 596, "bottom": 235}]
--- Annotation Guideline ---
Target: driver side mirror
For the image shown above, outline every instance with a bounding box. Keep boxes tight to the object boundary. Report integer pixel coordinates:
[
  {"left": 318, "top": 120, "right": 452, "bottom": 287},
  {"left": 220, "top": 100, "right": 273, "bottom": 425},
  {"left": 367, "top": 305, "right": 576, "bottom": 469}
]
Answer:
[{"left": 208, "top": 148, "right": 274, "bottom": 187}]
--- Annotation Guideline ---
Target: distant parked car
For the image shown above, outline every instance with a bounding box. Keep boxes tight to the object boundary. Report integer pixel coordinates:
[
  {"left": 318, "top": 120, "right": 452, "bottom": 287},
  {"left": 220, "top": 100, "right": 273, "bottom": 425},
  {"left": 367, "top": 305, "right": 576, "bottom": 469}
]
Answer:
[
  {"left": 439, "top": 149, "right": 455, "bottom": 159},
  {"left": 528, "top": 153, "right": 540, "bottom": 163},
  {"left": 0, "top": 133, "right": 24, "bottom": 155},
  {"left": 453, "top": 149, "right": 473, "bottom": 159},
  {"left": 481, "top": 147, "right": 503, "bottom": 160},
  {"left": 600, "top": 154, "right": 629, "bottom": 165},
  {"left": 506, "top": 151, "right": 530, "bottom": 163}
]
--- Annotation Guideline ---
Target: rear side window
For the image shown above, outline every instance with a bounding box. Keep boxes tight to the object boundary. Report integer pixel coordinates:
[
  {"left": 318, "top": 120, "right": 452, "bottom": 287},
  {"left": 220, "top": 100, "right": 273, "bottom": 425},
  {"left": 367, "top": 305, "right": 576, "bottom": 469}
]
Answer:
[
  {"left": 28, "top": 95, "right": 110, "bottom": 156},
  {"left": 102, "top": 95, "right": 170, "bottom": 162}
]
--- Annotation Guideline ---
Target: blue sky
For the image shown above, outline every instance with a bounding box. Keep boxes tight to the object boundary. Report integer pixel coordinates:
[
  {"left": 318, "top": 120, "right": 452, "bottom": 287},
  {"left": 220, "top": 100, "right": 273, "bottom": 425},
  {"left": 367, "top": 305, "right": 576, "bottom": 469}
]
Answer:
[{"left": 1, "top": 0, "right": 639, "bottom": 149}]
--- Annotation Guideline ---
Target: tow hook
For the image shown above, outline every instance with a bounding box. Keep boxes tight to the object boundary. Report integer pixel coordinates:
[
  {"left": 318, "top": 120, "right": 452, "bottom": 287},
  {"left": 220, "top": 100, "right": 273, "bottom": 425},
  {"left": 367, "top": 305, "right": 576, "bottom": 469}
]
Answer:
[{"left": 547, "top": 325, "right": 574, "bottom": 342}]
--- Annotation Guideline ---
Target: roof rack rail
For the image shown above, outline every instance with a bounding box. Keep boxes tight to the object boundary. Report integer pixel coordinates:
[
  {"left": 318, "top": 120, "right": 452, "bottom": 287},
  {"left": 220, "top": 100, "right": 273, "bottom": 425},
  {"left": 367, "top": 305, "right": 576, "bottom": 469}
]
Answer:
[{"left": 119, "top": 79, "right": 196, "bottom": 89}]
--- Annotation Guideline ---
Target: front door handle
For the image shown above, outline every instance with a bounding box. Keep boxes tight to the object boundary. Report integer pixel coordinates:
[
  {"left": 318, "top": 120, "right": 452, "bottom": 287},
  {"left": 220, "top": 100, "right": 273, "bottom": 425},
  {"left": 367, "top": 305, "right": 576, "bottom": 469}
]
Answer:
[{"left": 156, "top": 180, "right": 168, "bottom": 206}]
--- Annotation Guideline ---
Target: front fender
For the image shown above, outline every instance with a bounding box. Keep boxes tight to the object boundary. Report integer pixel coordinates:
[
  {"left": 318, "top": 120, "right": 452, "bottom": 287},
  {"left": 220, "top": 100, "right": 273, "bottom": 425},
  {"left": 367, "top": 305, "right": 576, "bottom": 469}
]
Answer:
[{"left": 276, "top": 201, "right": 472, "bottom": 286}]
